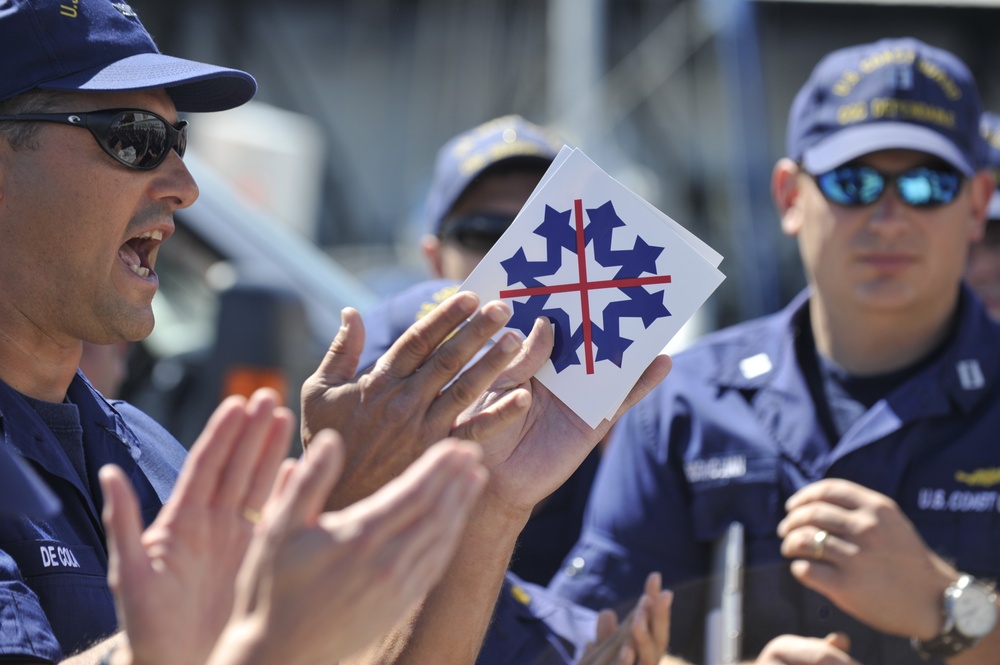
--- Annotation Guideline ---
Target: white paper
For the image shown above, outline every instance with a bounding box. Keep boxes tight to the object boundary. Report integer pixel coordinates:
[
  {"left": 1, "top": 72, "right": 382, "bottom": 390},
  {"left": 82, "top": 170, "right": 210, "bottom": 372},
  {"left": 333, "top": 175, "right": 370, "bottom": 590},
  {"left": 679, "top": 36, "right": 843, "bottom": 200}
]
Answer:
[{"left": 461, "top": 148, "right": 725, "bottom": 428}]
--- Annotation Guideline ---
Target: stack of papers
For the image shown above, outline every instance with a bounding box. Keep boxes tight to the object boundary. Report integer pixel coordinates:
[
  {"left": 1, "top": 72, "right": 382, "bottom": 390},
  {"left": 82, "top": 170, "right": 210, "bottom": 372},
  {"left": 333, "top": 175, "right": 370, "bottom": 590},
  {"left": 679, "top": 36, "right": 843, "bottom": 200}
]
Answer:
[{"left": 461, "top": 147, "right": 725, "bottom": 428}]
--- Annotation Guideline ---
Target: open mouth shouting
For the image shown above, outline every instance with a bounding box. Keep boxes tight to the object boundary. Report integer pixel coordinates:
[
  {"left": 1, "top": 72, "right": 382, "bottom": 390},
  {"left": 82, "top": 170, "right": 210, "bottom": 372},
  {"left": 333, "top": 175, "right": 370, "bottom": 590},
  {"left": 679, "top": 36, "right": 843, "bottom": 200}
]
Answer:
[{"left": 119, "top": 229, "right": 164, "bottom": 279}]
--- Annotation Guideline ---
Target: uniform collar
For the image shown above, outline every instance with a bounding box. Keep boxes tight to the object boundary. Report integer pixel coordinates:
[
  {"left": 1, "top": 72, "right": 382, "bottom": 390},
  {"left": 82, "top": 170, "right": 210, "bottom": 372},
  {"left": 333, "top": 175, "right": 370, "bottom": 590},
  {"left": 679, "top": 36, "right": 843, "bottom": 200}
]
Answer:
[
  {"left": 712, "top": 289, "right": 809, "bottom": 393},
  {"left": 67, "top": 371, "right": 145, "bottom": 461},
  {"left": 0, "top": 373, "right": 137, "bottom": 503},
  {"left": 711, "top": 286, "right": 1000, "bottom": 444},
  {"left": 896, "top": 284, "right": 1000, "bottom": 417}
]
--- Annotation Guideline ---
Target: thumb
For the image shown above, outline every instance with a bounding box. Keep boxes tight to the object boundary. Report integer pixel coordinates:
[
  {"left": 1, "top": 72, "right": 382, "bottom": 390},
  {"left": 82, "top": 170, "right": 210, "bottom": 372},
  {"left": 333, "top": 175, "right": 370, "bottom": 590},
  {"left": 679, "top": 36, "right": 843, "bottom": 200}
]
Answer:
[
  {"left": 824, "top": 631, "right": 851, "bottom": 653},
  {"left": 315, "top": 308, "right": 366, "bottom": 387},
  {"left": 495, "top": 316, "right": 554, "bottom": 387},
  {"left": 99, "top": 465, "right": 149, "bottom": 601},
  {"left": 279, "top": 430, "right": 346, "bottom": 528},
  {"left": 595, "top": 608, "right": 619, "bottom": 644}
]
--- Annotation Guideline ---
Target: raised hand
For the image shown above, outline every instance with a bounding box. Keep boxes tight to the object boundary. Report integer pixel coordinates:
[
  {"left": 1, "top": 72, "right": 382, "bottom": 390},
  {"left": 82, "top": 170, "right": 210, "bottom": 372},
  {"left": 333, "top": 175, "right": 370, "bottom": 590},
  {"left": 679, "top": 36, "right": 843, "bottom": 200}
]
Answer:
[
  {"left": 208, "top": 433, "right": 488, "bottom": 665},
  {"left": 300, "top": 293, "right": 528, "bottom": 509},
  {"left": 464, "top": 316, "right": 672, "bottom": 516},
  {"left": 100, "top": 388, "right": 293, "bottom": 665},
  {"left": 579, "top": 572, "right": 673, "bottom": 665},
  {"left": 322, "top": 306, "right": 669, "bottom": 665}
]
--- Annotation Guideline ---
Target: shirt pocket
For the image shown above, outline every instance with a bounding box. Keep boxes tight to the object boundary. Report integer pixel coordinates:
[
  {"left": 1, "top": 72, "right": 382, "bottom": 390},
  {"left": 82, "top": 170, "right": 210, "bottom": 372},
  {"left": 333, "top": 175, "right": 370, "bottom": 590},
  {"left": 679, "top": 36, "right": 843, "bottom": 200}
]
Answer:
[
  {"left": 686, "top": 453, "right": 783, "bottom": 556},
  {"left": 4, "top": 540, "right": 116, "bottom": 654},
  {"left": 907, "top": 497, "right": 1000, "bottom": 581}
]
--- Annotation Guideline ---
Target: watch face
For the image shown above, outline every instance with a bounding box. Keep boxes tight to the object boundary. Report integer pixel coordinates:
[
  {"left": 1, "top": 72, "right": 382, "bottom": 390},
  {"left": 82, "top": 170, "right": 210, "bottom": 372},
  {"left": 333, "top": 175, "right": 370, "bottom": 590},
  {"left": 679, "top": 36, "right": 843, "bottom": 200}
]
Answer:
[{"left": 953, "top": 584, "right": 998, "bottom": 638}]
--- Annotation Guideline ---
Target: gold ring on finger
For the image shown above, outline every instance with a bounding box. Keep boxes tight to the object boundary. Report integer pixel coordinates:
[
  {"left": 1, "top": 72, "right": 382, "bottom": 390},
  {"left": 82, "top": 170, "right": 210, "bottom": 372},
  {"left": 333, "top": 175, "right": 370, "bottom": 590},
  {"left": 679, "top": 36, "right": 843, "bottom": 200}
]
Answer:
[
  {"left": 242, "top": 507, "right": 262, "bottom": 525},
  {"left": 812, "top": 529, "right": 828, "bottom": 561}
]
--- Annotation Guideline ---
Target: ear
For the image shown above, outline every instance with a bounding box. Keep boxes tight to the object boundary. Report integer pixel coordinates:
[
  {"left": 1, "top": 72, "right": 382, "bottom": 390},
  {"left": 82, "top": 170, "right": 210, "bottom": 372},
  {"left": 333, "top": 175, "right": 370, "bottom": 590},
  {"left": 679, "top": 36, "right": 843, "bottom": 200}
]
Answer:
[
  {"left": 966, "top": 170, "right": 994, "bottom": 243},
  {"left": 420, "top": 234, "right": 445, "bottom": 279},
  {"left": 773, "top": 158, "right": 804, "bottom": 237}
]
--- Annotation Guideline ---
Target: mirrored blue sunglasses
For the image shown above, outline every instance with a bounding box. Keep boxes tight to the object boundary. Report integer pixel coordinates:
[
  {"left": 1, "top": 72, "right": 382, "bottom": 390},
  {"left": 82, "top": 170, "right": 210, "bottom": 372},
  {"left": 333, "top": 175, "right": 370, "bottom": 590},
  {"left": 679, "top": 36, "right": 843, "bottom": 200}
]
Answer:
[{"left": 811, "top": 164, "right": 964, "bottom": 208}]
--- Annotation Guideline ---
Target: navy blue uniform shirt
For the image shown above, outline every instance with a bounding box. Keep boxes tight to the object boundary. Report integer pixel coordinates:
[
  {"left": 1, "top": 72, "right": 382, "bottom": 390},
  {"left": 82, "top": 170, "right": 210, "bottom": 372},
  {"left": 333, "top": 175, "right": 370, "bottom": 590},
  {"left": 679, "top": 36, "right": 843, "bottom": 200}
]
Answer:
[
  {"left": 478, "top": 572, "right": 597, "bottom": 665},
  {"left": 550, "top": 287, "right": 1000, "bottom": 665},
  {"left": 0, "top": 372, "right": 186, "bottom": 661}
]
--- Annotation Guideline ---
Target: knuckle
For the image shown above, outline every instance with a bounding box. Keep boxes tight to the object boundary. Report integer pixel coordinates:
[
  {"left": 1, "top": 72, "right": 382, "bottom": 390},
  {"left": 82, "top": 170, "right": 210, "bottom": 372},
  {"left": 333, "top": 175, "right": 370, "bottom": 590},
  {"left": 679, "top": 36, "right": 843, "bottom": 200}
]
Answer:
[
  {"left": 872, "top": 496, "right": 900, "bottom": 516},
  {"left": 445, "top": 377, "right": 478, "bottom": 407},
  {"left": 431, "top": 342, "right": 467, "bottom": 377},
  {"left": 350, "top": 524, "right": 382, "bottom": 560},
  {"left": 397, "top": 328, "right": 439, "bottom": 361},
  {"left": 380, "top": 395, "right": 416, "bottom": 425}
]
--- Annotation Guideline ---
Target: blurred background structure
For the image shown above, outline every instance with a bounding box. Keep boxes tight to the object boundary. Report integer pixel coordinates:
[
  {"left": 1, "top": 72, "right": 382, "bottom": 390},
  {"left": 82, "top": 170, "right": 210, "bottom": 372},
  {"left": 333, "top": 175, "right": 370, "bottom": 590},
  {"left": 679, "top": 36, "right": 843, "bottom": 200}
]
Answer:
[{"left": 116, "top": 0, "right": 1000, "bottom": 445}]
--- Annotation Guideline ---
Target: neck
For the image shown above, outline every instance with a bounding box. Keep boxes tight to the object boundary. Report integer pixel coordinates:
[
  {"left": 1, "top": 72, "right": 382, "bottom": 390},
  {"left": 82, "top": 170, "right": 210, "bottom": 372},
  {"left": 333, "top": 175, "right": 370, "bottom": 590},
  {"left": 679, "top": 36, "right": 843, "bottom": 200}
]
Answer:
[
  {"left": 808, "top": 290, "right": 959, "bottom": 376},
  {"left": 0, "top": 324, "right": 80, "bottom": 403}
]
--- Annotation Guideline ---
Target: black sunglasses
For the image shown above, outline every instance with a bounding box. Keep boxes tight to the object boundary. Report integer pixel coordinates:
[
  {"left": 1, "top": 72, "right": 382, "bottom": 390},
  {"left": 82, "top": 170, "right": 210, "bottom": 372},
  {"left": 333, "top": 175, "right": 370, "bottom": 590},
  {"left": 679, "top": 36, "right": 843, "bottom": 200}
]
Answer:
[
  {"left": 438, "top": 212, "right": 515, "bottom": 253},
  {"left": 810, "top": 164, "right": 964, "bottom": 208},
  {"left": 0, "top": 108, "right": 187, "bottom": 170}
]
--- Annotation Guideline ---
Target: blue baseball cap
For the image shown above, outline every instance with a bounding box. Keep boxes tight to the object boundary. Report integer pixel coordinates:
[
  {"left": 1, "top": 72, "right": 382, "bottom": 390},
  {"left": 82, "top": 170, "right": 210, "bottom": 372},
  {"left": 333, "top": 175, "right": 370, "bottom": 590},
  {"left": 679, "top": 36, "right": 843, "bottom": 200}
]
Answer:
[
  {"left": 0, "top": 0, "right": 256, "bottom": 112},
  {"left": 0, "top": 446, "right": 61, "bottom": 518},
  {"left": 787, "top": 37, "right": 985, "bottom": 176},
  {"left": 358, "top": 278, "right": 461, "bottom": 371},
  {"left": 424, "top": 115, "right": 564, "bottom": 234},
  {"left": 982, "top": 111, "right": 1000, "bottom": 221}
]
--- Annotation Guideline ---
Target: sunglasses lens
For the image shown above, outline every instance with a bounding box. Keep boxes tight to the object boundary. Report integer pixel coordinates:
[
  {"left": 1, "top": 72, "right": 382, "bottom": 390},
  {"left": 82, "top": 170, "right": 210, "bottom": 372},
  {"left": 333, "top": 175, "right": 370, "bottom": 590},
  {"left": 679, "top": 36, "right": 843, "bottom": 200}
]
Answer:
[
  {"left": 896, "top": 167, "right": 962, "bottom": 207},
  {"left": 176, "top": 123, "right": 188, "bottom": 159},
  {"left": 106, "top": 112, "right": 170, "bottom": 168},
  {"left": 815, "top": 166, "right": 884, "bottom": 206},
  {"left": 440, "top": 213, "right": 514, "bottom": 253}
]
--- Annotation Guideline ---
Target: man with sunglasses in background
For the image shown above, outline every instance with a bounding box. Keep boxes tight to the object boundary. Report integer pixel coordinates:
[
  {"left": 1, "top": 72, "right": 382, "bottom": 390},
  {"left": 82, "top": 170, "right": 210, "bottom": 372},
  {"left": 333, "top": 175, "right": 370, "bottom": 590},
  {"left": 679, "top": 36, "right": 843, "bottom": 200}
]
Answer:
[
  {"left": 360, "top": 114, "right": 597, "bottom": 588},
  {"left": 361, "top": 114, "right": 561, "bottom": 373},
  {"left": 550, "top": 37, "right": 1000, "bottom": 665},
  {"left": 965, "top": 111, "right": 1000, "bottom": 321},
  {"left": 356, "top": 116, "right": 668, "bottom": 664}
]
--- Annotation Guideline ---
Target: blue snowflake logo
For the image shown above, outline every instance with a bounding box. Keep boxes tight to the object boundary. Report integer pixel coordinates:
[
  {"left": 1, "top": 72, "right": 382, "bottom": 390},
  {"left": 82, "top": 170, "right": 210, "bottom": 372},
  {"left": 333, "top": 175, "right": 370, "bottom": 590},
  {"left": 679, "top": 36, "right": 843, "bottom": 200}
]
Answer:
[{"left": 499, "top": 199, "right": 672, "bottom": 374}]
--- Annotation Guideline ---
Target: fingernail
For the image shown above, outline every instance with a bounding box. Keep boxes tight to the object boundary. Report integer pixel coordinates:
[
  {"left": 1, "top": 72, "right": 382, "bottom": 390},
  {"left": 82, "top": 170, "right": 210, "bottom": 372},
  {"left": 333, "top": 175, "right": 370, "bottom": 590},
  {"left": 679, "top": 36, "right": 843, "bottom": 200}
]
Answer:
[
  {"left": 485, "top": 300, "right": 511, "bottom": 323},
  {"left": 456, "top": 292, "right": 479, "bottom": 314},
  {"left": 499, "top": 331, "right": 520, "bottom": 353}
]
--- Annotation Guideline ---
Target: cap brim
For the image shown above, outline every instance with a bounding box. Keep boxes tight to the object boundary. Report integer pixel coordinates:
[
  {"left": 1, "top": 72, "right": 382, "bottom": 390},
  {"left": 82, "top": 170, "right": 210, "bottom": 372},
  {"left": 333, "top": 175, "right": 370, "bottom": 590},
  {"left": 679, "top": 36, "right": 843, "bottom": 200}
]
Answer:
[
  {"left": 430, "top": 154, "right": 554, "bottom": 233},
  {"left": 802, "top": 123, "right": 974, "bottom": 176},
  {"left": 38, "top": 53, "right": 256, "bottom": 113},
  {"left": 0, "top": 447, "right": 61, "bottom": 518}
]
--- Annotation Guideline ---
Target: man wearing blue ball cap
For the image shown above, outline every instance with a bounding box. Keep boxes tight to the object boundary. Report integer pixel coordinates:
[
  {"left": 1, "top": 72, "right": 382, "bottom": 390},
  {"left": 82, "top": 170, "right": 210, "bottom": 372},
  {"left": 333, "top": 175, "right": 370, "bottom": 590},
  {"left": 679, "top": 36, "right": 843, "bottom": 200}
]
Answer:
[
  {"left": 0, "top": 0, "right": 260, "bottom": 660},
  {"left": 362, "top": 114, "right": 564, "bottom": 370},
  {"left": 550, "top": 36, "right": 1000, "bottom": 664},
  {"left": 0, "top": 2, "right": 674, "bottom": 663},
  {"left": 358, "top": 115, "right": 674, "bottom": 665},
  {"left": 0, "top": 2, "right": 518, "bottom": 664}
]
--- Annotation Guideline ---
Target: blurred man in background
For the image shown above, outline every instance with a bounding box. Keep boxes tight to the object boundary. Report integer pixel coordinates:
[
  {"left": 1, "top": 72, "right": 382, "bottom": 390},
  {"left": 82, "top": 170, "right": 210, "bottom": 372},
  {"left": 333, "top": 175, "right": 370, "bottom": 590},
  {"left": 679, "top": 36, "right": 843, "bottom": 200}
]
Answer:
[
  {"left": 361, "top": 114, "right": 589, "bottom": 586},
  {"left": 355, "top": 115, "right": 674, "bottom": 664},
  {"left": 361, "top": 114, "right": 560, "bottom": 370},
  {"left": 965, "top": 111, "right": 1000, "bottom": 321}
]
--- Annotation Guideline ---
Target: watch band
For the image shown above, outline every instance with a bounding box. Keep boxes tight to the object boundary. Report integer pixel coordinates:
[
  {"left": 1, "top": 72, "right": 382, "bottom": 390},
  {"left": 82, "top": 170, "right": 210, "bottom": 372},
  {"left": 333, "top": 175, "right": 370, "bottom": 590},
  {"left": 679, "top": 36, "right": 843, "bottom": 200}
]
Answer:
[
  {"left": 911, "top": 575, "right": 998, "bottom": 660},
  {"left": 911, "top": 631, "right": 973, "bottom": 660}
]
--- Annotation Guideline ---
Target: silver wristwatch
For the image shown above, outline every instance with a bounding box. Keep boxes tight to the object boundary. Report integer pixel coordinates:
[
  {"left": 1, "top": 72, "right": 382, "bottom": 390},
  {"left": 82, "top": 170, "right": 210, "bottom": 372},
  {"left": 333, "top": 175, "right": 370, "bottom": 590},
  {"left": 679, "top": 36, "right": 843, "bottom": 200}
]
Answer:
[{"left": 912, "top": 574, "right": 998, "bottom": 660}]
